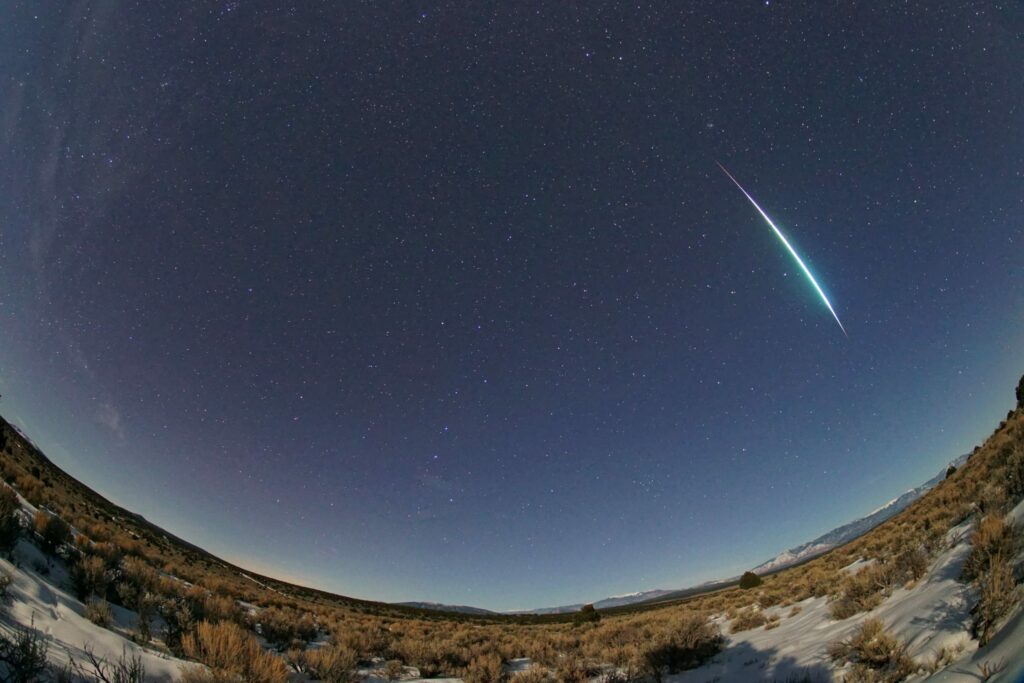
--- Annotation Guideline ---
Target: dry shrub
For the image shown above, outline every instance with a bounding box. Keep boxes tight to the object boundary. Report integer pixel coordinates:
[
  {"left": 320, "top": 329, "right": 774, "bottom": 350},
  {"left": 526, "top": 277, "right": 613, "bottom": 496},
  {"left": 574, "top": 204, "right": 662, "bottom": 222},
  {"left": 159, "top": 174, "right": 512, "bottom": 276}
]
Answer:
[
  {"left": 764, "top": 614, "right": 781, "bottom": 630},
  {"left": 829, "top": 566, "right": 885, "bottom": 620},
  {"left": 302, "top": 643, "right": 358, "bottom": 683},
  {"left": 179, "top": 665, "right": 235, "bottom": 683},
  {"left": 925, "top": 642, "right": 964, "bottom": 675},
  {"left": 71, "top": 555, "right": 110, "bottom": 600},
  {"left": 553, "top": 657, "right": 588, "bottom": 683},
  {"left": 641, "top": 614, "right": 722, "bottom": 680},
  {"left": 258, "top": 605, "right": 318, "bottom": 647},
  {"left": 203, "top": 593, "right": 243, "bottom": 624},
  {"left": 463, "top": 653, "right": 505, "bottom": 683},
  {"left": 335, "top": 622, "right": 392, "bottom": 661},
  {"left": 828, "top": 618, "right": 916, "bottom": 683},
  {"left": 788, "top": 605, "right": 803, "bottom": 617},
  {"left": 1006, "top": 444, "right": 1024, "bottom": 500},
  {"left": 85, "top": 598, "right": 113, "bottom": 628},
  {"left": 182, "top": 620, "right": 289, "bottom": 683},
  {"left": 729, "top": 607, "right": 766, "bottom": 633},
  {"left": 0, "top": 486, "right": 21, "bottom": 554},
  {"left": 33, "top": 510, "right": 70, "bottom": 556},
  {"left": 962, "top": 515, "right": 1019, "bottom": 583},
  {"left": 975, "top": 556, "right": 1021, "bottom": 646},
  {"left": 890, "top": 546, "right": 928, "bottom": 583},
  {"left": 383, "top": 659, "right": 406, "bottom": 681},
  {"left": 15, "top": 475, "right": 45, "bottom": 506}
]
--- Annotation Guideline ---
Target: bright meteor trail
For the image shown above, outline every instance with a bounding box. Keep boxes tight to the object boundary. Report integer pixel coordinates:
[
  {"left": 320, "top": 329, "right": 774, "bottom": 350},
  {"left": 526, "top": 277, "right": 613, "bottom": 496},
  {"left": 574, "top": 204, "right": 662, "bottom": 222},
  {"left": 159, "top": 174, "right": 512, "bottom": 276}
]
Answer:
[{"left": 717, "top": 162, "right": 848, "bottom": 337}]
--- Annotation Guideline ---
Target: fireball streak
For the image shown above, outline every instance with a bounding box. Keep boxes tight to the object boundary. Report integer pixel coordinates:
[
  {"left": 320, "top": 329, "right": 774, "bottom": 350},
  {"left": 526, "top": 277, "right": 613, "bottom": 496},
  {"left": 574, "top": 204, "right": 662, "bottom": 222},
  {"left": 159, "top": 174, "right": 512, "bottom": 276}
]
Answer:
[{"left": 717, "top": 162, "right": 848, "bottom": 337}]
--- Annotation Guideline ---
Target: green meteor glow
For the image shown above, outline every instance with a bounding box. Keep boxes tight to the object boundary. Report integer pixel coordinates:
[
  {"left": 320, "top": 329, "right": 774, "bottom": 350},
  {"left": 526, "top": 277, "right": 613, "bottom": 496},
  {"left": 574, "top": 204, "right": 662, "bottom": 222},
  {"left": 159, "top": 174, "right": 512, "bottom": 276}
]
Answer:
[{"left": 717, "top": 162, "right": 848, "bottom": 337}]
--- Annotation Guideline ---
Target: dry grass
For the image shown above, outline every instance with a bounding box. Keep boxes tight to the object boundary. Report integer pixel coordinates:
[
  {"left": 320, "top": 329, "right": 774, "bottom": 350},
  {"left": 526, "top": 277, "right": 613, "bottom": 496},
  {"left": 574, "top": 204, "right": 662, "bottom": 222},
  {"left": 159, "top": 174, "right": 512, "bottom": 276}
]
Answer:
[{"left": 182, "top": 620, "right": 289, "bottom": 683}]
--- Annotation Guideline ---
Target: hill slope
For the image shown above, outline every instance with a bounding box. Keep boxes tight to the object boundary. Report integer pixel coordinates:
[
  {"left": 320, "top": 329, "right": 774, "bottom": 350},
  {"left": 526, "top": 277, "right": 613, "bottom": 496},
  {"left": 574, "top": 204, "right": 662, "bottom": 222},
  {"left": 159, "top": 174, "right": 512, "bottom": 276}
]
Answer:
[{"left": 752, "top": 453, "right": 970, "bottom": 574}]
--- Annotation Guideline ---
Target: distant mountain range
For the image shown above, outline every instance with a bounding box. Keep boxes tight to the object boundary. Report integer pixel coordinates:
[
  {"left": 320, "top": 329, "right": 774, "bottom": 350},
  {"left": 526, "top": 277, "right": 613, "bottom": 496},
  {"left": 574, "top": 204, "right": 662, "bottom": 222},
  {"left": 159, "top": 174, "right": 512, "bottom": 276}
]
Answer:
[
  {"left": 751, "top": 453, "right": 969, "bottom": 574},
  {"left": 396, "top": 602, "right": 498, "bottom": 616},
  {"left": 395, "top": 455, "right": 968, "bottom": 616},
  {"left": 512, "top": 589, "right": 679, "bottom": 615}
]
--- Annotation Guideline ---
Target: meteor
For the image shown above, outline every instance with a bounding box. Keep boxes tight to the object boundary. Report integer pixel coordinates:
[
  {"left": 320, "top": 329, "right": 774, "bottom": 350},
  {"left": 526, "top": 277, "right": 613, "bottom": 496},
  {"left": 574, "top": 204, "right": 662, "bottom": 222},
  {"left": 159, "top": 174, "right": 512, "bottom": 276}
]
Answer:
[{"left": 717, "top": 162, "right": 848, "bottom": 337}]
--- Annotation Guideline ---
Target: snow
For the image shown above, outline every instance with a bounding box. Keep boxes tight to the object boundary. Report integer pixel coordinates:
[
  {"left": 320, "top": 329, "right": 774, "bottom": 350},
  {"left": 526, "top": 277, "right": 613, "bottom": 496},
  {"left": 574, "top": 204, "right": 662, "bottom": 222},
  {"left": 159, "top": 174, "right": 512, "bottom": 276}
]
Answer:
[{"left": 0, "top": 541, "right": 191, "bottom": 681}]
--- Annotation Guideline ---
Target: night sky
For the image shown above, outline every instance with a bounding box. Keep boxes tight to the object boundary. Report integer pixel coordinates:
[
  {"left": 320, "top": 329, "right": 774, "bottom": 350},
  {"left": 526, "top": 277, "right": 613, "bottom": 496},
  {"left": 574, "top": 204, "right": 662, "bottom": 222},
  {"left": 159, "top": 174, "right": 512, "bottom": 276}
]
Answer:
[{"left": 1, "top": 2, "right": 1022, "bottom": 611}]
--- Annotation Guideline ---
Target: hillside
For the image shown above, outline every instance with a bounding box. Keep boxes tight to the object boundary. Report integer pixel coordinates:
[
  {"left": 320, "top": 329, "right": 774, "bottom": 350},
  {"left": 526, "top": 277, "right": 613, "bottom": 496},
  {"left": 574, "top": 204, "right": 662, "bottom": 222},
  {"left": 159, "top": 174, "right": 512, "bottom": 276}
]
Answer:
[{"left": 753, "top": 453, "right": 971, "bottom": 574}]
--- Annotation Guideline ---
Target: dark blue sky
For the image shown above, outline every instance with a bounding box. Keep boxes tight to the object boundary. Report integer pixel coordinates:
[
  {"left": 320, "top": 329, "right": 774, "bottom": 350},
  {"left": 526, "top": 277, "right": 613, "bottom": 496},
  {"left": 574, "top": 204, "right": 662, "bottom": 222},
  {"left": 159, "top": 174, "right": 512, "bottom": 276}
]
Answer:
[{"left": 1, "top": 2, "right": 1022, "bottom": 610}]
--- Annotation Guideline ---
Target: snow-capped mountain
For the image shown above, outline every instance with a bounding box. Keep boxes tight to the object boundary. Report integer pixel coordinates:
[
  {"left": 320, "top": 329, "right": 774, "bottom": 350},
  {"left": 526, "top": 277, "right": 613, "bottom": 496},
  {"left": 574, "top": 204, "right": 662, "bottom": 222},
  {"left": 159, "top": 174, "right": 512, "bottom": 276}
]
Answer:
[
  {"left": 513, "top": 589, "right": 678, "bottom": 615},
  {"left": 752, "top": 454, "right": 969, "bottom": 574}
]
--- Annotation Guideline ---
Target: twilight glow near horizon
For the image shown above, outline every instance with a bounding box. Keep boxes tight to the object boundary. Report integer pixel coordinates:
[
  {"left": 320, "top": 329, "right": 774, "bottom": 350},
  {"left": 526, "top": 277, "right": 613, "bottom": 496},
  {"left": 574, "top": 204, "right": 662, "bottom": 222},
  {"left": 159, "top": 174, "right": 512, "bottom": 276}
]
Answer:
[{"left": 0, "top": 2, "right": 1022, "bottom": 611}]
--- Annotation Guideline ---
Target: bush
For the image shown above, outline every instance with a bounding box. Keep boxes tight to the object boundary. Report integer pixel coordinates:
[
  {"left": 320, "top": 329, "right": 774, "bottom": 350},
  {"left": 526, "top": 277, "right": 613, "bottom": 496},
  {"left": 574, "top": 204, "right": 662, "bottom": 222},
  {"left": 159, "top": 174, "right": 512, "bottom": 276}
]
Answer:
[
  {"left": 182, "top": 620, "right": 289, "bottom": 683},
  {"left": 642, "top": 614, "right": 722, "bottom": 680},
  {"left": 729, "top": 607, "right": 767, "bottom": 633},
  {"left": 829, "top": 567, "right": 884, "bottom": 620},
  {"left": 257, "top": 605, "right": 318, "bottom": 647},
  {"left": 738, "top": 571, "right": 762, "bottom": 589},
  {"left": 962, "top": 515, "right": 1019, "bottom": 584},
  {"left": 1006, "top": 445, "right": 1024, "bottom": 501},
  {"left": 553, "top": 658, "right": 587, "bottom": 683},
  {"left": 0, "top": 619, "right": 49, "bottom": 682},
  {"left": 974, "top": 556, "right": 1021, "bottom": 645},
  {"left": 573, "top": 604, "right": 600, "bottom": 625},
  {"left": 0, "top": 571, "right": 11, "bottom": 601},
  {"left": 0, "top": 486, "right": 21, "bottom": 555},
  {"left": 71, "top": 644, "right": 145, "bottom": 683},
  {"left": 159, "top": 596, "right": 197, "bottom": 654},
  {"left": 71, "top": 555, "right": 110, "bottom": 600},
  {"left": 828, "top": 618, "right": 916, "bottom": 683},
  {"left": 33, "top": 510, "right": 70, "bottom": 557},
  {"left": 464, "top": 654, "right": 504, "bottom": 683},
  {"left": 302, "top": 643, "right": 358, "bottom": 683},
  {"left": 86, "top": 598, "right": 114, "bottom": 628},
  {"left": 383, "top": 659, "right": 406, "bottom": 681}
]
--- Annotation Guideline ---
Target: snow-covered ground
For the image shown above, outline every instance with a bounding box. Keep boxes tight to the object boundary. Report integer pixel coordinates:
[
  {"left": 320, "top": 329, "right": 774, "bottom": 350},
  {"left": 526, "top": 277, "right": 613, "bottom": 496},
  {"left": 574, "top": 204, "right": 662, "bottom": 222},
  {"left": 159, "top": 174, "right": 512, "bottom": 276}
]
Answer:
[
  {"left": 0, "top": 541, "right": 190, "bottom": 681},
  {"left": 662, "top": 501, "right": 1024, "bottom": 683}
]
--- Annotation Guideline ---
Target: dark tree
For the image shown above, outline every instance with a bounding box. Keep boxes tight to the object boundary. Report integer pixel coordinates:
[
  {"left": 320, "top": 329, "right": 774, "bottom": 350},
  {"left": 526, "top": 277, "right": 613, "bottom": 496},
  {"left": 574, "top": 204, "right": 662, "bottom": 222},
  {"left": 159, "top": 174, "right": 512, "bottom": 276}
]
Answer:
[
  {"left": 946, "top": 465, "right": 957, "bottom": 479},
  {"left": 1017, "top": 373, "right": 1024, "bottom": 409},
  {"left": 739, "top": 571, "right": 762, "bottom": 589},
  {"left": 573, "top": 603, "right": 600, "bottom": 624}
]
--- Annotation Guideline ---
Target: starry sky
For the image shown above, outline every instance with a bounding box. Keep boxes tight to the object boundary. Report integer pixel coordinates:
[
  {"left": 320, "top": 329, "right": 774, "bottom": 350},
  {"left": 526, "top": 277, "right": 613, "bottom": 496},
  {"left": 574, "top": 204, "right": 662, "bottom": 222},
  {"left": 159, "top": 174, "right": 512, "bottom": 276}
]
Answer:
[{"left": 1, "top": 2, "right": 1022, "bottom": 611}]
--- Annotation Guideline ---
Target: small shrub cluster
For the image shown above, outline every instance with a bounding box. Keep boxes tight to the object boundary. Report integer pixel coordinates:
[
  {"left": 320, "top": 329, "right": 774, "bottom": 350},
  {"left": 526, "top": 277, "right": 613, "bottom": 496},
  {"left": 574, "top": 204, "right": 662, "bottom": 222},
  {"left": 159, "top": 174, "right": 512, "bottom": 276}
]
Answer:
[
  {"left": 828, "top": 618, "right": 917, "bottom": 683},
  {"left": 641, "top": 614, "right": 723, "bottom": 680},
  {"left": 256, "top": 605, "right": 318, "bottom": 648},
  {"left": 296, "top": 643, "right": 358, "bottom": 683},
  {"left": 961, "top": 515, "right": 1019, "bottom": 584},
  {"left": 33, "top": 510, "right": 70, "bottom": 557},
  {"left": 729, "top": 607, "right": 767, "bottom": 633},
  {"left": 182, "top": 620, "right": 289, "bottom": 683}
]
